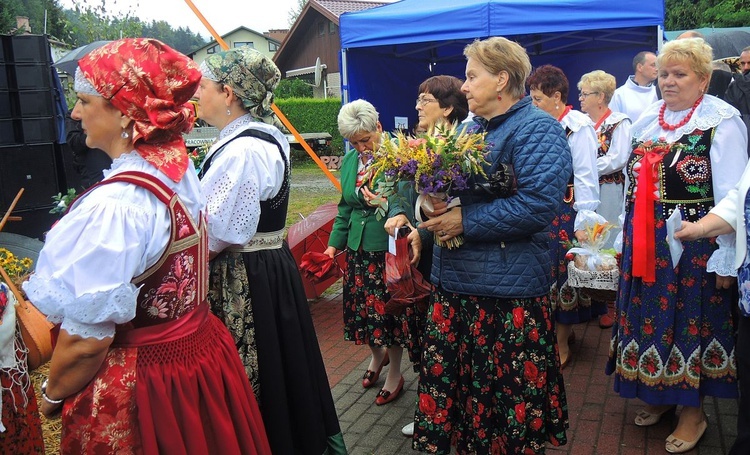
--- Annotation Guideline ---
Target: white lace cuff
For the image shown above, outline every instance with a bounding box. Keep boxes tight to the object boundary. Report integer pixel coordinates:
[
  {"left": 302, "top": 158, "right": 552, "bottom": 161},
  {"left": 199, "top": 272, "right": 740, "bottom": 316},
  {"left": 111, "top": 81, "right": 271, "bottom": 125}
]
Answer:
[
  {"left": 23, "top": 275, "right": 138, "bottom": 339},
  {"left": 707, "top": 247, "right": 737, "bottom": 277}
]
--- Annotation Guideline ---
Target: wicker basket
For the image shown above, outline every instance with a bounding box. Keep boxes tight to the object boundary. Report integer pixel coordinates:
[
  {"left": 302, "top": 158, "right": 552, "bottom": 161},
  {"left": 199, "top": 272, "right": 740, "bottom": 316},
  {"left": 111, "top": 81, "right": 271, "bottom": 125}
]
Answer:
[{"left": 567, "top": 260, "right": 618, "bottom": 302}]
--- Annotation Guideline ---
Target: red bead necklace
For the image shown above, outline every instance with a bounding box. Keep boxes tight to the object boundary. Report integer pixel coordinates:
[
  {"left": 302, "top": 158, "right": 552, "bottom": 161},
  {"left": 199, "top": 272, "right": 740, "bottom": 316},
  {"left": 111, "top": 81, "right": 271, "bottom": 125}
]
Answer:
[{"left": 658, "top": 96, "right": 703, "bottom": 131}]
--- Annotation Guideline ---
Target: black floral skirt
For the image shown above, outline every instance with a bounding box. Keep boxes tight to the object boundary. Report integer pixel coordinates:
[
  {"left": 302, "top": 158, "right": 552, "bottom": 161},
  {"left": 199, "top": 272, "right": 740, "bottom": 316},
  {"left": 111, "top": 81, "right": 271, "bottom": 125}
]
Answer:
[{"left": 413, "top": 288, "right": 569, "bottom": 454}]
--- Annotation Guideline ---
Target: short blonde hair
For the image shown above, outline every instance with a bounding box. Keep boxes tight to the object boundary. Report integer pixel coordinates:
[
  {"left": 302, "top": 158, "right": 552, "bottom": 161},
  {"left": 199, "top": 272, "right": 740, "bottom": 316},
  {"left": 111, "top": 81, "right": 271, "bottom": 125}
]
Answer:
[
  {"left": 658, "top": 38, "right": 713, "bottom": 82},
  {"left": 577, "top": 70, "right": 617, "bottom": 104},
  {"left": 337, "top": 99, "right": 379, "bottom": 139},
  {"left": 463, "top": 37, "right": 531, "bottom": 100}
]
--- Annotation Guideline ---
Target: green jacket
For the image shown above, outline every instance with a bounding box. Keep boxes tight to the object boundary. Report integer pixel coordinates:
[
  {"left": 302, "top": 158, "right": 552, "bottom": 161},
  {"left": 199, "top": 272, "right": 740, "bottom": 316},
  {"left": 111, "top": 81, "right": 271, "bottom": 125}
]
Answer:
[{"left": 328, "top": 150, "right": 388, "bottom": 252}]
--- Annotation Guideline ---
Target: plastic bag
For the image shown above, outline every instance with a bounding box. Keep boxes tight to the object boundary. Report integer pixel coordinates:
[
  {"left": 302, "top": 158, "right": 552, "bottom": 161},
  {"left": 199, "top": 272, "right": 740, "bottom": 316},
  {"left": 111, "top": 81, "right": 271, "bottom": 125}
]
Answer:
[
  {"left": 384, "top": 233, "right": 431, "bottom": 316},
  {"left": 568, "top": 210, "right": 618, "bottom": 271}
]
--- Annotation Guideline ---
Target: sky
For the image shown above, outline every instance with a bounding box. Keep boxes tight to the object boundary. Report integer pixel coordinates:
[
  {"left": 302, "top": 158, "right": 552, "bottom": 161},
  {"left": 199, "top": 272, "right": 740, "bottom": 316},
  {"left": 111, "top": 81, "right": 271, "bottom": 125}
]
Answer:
[{"left": 59, "top": 0, "right": 302, "bottom": 37}]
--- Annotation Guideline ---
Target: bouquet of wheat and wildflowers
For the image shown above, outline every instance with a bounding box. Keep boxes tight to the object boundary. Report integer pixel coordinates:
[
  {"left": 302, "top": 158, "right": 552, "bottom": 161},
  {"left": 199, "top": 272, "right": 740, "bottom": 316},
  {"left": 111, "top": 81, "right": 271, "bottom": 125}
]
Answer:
[{"left": 369, "top": 124, "right": 489, "bottom": 248}]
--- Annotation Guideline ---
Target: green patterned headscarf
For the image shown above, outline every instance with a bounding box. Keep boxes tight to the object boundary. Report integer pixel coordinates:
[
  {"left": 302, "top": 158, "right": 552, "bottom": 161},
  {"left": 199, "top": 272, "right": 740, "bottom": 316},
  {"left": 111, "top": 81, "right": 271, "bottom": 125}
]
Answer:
[{"left": 201, "top": 46, "right": 283, "bottom": 127}]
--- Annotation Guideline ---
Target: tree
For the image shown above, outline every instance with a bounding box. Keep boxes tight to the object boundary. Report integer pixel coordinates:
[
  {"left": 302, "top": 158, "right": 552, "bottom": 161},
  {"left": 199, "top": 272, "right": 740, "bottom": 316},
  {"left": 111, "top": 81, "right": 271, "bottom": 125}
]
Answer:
[
  {"left": 276, "top": 78, "right": 313, "bottom": 99},
  {"left": 0, "top": 0, "right": 21, "bottom": 34},
  {"left": 665, "top": 0, "right": 750, "bottom": 30},
  {"left": 287, "top": 0, "right": 307, "bottom": 26}
]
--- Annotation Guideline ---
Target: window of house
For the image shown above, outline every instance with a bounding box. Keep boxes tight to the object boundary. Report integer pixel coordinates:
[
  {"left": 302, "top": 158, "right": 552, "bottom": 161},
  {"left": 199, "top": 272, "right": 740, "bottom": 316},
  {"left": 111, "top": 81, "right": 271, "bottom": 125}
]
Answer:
[
  {"left": 269, "top": 41, "right": 279, "bottom": 52},
  {"left": 318, "top": 21, "right": 325, "bottom": 36},
  {"left": 329, "top": 21, "right": 336, "bottom": 34},
  {"left": 207, "top": 45, "right": 216, "bottom": 54},
  {"left": 234, "top": 42, "right": 254, "bottom": 49}
]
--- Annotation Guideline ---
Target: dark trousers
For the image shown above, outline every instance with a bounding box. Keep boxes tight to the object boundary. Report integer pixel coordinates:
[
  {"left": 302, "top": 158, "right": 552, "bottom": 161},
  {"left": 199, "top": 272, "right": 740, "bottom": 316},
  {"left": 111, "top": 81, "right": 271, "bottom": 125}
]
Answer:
[{"left": 730, "top": 314, "right": 750, "bottom": 455}]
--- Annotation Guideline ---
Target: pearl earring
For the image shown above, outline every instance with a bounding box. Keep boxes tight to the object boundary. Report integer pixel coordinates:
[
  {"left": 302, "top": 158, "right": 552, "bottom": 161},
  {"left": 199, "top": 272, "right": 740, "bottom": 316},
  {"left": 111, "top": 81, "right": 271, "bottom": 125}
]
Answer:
[
  {"left": 121, "top": 131, "right": 129, "bottom": 139},
  {"left": 227, "top": 108, "right": 231, "bottom": 116}
]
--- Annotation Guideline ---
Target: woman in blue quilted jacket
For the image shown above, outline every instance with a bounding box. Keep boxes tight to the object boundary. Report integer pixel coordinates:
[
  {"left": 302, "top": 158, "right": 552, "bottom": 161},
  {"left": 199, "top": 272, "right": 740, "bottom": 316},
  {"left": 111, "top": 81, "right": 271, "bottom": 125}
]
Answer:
[{"left": 412, "top": 36, "right": 572, "bottom": 454}]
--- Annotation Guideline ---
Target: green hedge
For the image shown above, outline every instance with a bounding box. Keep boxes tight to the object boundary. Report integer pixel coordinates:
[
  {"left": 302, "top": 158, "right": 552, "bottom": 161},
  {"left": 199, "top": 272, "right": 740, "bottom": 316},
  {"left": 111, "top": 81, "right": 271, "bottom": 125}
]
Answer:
[{"left": 275, "top": 98, "right": 344, "bottom": 161}]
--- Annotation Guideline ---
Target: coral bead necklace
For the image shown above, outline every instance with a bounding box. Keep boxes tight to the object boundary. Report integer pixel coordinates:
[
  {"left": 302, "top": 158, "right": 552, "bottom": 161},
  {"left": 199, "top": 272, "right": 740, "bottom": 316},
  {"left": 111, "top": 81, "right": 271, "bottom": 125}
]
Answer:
[{"left": 658, "top": 95, "right": 703, "bottom": 131}]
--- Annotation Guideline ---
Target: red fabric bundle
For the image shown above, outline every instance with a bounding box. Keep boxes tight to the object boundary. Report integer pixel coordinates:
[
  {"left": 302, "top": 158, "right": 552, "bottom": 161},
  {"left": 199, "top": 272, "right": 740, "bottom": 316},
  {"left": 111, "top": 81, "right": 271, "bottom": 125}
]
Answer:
[
  {"left": 299, "top": 251, "right": 343, "bottom": 283},
  {"left": 384, "top": 234, "right": 431, "bottom": 316}
]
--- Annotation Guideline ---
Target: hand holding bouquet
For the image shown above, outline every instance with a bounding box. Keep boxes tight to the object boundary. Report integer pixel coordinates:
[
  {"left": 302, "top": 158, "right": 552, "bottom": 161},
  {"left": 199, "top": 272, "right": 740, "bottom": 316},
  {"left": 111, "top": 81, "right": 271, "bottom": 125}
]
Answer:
[{"left": 369, "top": 124, "right": 489, "bottom": 248}]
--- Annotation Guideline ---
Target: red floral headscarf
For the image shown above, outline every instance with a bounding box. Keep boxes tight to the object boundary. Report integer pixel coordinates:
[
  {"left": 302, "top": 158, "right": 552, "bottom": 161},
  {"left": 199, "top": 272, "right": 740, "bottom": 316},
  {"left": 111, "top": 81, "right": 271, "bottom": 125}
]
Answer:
[{"left": 77, "top": 38, "right": 201, "bottom": 182}]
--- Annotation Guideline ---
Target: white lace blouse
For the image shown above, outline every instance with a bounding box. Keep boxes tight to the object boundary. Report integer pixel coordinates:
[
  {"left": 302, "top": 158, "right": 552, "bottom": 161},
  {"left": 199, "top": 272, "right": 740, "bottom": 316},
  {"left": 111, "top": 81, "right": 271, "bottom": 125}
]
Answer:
[
  {"left": 199, "top": 115, "right": 290, "bottom": 253},
  {"left": 629, "top": 95, "right": 749, "bottom": 276},
  {"left": 560, "top": 109, "right": 600, "bottom": 212},
  {"left": 22, "top": 152, "right": 204, "bottom": 340}
]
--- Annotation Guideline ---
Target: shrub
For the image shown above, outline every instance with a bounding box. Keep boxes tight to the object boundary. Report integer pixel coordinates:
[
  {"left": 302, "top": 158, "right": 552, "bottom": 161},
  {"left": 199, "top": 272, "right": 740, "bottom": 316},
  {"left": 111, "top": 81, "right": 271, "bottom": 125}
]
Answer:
[
  {"left": 276, "top": 78, "right": 313, "bottom": 99},
  {"left": 275, "top": 98, "right": 344, "bottom": 162}
]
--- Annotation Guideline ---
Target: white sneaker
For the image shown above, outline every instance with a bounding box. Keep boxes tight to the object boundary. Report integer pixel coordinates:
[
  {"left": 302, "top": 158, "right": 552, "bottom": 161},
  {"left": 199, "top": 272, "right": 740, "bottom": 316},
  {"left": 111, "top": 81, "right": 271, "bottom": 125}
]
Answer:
[{"left": 401, "top": 422, "right": 414, "bottom": 437}]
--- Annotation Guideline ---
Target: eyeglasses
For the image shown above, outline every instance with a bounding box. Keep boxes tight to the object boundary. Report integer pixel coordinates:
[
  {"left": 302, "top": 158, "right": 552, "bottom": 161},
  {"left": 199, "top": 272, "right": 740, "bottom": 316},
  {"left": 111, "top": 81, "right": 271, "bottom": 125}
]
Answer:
[
  {"left": 578, "top": 91, "right": 599, "bottom": 99},
  {"left": 416, "top": 96, "right": 438, "bottom": 106}
]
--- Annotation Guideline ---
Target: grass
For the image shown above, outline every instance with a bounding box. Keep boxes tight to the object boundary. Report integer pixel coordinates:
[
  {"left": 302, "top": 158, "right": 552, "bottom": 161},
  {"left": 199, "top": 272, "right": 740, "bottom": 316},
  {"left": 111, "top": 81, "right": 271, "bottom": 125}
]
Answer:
[{"left": 286, "top": 160, "right": 341, "bottom": 228}]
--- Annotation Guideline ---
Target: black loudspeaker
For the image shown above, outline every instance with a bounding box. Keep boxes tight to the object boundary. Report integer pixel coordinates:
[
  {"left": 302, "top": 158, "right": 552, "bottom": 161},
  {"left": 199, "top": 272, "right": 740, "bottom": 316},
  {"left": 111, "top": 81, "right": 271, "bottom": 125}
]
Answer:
[
  {"left": 11, "top": 63, "right": 51, "bottom": 90},
  {"left": 56, "top": 142, "right": 82, "bottom": 192},
  {"left": 9, "top": 35, "right": 50, "bottom": 63},
  {"left": 0, "top": 118, "right": 18, "bottom": 145},
  {"left": 0, "top": 63, "right": 7, "bottom": 90},
  {"left": 20, "top": 117, "right": 56, "bottom": 144},
  {"left": 0, "top": 143, "right": 59, "bottom": 211},
  {"left": 0, "top": 90, "right": 10, "bottom": 118},
  {"left": 17, "top": 91, "right": 54, "bottom": 117}
]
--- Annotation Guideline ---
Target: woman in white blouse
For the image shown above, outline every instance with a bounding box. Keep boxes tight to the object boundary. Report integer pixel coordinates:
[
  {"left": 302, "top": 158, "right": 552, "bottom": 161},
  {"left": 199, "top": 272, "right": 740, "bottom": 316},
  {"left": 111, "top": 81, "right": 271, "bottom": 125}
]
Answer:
[
  {"left": 606, "top": 38, "right": 746, "bottom": 453},
  {"left": 578, "top": 70, "right": 632, "bottom": 329},
  {"left": 528, "top": 64, "right": 601, "bottom": 370},
  {"left": 195, "top": 47, "right": 345, "bottom": 455},
  {"left": 23, "top": 38, "right": 270, "bottom": 454}
]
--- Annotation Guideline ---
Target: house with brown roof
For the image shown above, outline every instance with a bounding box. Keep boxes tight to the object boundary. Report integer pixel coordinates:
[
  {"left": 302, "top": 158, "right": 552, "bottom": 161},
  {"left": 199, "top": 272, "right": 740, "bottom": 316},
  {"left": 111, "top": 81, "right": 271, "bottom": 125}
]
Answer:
[
  {"left": 189, "top": 26, "right": 282, "bottom": 65},
  {"left": 273, "top": 0, "right": 388, "bottom": 98}
]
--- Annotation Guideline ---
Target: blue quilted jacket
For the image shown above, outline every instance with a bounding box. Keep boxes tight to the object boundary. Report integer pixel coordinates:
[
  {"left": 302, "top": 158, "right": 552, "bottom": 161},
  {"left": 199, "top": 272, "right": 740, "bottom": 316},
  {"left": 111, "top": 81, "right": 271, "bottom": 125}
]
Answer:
[{"left": 431, "top": 96, "right": 572, "bottom": 298}]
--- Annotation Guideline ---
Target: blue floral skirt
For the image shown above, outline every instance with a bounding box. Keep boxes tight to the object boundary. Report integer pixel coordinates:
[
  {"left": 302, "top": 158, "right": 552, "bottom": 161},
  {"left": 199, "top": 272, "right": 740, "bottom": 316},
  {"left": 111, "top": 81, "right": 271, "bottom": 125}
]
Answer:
[
  {"left": 605, "top": 206, "right": 738, "bottom": 406},
  {"left": 413, "top": 288, "right": 568, "bottom": 454}
]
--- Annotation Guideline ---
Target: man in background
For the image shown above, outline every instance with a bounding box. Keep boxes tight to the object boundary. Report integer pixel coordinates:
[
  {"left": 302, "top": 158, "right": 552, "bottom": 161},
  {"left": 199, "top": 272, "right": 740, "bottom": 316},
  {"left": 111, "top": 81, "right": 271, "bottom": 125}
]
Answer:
[
  {"left": 610, "top": 51, "right": 659, "bottom": 123},
  {"left": 725, "top": 46, "right": 750, "bottom": 157}
]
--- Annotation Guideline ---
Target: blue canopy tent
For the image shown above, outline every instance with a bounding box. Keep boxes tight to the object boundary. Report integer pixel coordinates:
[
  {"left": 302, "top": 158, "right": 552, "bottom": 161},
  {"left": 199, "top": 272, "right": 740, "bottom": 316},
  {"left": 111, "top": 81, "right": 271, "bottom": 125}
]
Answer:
[{"left": 340, "top": 0, "right": 664, "bottom": 132}]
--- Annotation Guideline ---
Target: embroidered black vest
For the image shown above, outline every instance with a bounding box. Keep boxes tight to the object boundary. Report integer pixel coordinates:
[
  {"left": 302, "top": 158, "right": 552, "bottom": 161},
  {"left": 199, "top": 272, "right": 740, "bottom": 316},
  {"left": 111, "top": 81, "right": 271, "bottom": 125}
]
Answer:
[
  {"left": 625, "top": 128, "right": 715, "bottom": 222},
  {"left": 199, "top": 128, "right": 290, "bottom": 232},
  {"left": 597, "top": 121, "right": 626, "bottom": 185}
]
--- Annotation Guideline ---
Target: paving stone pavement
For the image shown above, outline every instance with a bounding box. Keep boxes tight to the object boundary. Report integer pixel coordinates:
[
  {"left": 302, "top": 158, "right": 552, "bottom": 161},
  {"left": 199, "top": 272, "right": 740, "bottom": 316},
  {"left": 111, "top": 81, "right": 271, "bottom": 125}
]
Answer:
[{"left": 309, "top": 287, "right": 741, "bottom": 454}]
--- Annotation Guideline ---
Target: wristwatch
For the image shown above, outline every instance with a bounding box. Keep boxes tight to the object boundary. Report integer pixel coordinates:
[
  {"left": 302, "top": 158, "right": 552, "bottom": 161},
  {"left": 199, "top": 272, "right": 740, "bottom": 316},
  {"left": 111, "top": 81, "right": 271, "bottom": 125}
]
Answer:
[{"left": 41, "top": 379, "right": 64, "bottom": 405}]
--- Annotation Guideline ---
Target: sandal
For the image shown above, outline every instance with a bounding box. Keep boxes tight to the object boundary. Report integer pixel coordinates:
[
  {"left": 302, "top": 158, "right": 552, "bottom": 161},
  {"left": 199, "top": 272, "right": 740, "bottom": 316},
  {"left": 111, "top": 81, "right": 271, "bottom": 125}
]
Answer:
[{"left": 634, "top": 405, "right": 676, "bottom": 427}]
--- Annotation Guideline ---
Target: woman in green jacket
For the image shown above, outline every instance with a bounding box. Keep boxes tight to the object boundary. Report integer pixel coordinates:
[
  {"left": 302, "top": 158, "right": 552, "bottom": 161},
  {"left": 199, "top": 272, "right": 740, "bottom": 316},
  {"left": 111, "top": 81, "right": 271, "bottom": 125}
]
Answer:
[{"left": 325, "top": 99, "right": 406, "bottom": 406}]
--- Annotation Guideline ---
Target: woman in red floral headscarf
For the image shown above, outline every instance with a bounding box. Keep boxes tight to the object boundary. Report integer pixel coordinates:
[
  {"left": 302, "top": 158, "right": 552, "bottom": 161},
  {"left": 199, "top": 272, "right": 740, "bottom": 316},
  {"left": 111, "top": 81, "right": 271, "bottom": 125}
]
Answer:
[{"left": 22, "top": 38, "right": 271, "bottom": 454}]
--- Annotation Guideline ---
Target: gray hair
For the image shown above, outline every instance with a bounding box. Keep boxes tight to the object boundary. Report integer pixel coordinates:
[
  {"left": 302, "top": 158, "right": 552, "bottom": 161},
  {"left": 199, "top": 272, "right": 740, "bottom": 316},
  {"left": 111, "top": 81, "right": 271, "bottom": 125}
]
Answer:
[{"left": 337, "top": 99, "right": 380, "bottom": 139}]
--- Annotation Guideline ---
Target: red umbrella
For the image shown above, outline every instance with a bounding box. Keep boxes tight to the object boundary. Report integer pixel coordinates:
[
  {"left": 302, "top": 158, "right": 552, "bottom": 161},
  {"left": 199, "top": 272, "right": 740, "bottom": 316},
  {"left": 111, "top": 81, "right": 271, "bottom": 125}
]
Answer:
[{"left": 288, "top": 203, "right": 346, "bottom": 299}]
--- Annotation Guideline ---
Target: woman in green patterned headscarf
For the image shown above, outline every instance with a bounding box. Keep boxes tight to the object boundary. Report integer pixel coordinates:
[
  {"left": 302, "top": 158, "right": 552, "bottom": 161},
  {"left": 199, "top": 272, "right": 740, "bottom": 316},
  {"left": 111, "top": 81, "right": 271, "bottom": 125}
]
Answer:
[{"left": 195, "top": 46, "right": 346, "bottom": 455}]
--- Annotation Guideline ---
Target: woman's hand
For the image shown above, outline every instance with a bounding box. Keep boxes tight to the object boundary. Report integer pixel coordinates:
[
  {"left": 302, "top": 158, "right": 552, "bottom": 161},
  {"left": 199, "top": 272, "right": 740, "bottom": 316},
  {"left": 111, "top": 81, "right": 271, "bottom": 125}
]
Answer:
[
  {"left": 40, "top": 396, "right": 63, "bottom": 419},
  {"left": 407, "top": 229, "right": 422, "bottom": 265},
  {"left": 420, "top": 207, "right": 463, "bottom": 240},
  {"left": 673, "top": 220, "right": 704, "bottom": 241},
  {"left": 384, "top": 214, "right": 410, "bottom": 236},
  {"left": 421, "top": 195, "right": 449, "bottom": 219},
  {"left": 361, "top": 186, "right": 384, "bottom": 207},
  {"left": 323, "top": 246, "right": 338, "bottom": 259}
]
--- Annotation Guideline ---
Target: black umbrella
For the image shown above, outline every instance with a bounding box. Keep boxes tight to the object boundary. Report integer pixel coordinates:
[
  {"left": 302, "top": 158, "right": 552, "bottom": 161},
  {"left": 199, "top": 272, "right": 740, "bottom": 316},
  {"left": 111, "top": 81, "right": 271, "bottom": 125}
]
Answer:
[
  {"left": 52, "top": 40, "right": 112, "bottom": 75},
  {"left": 704, "top": 31, "right": 750, "bottom": 60}
]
